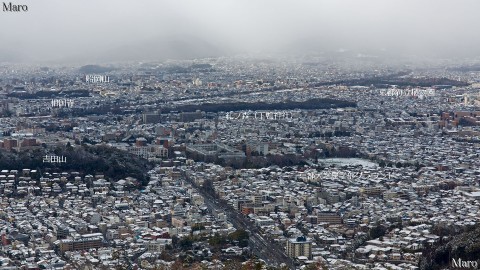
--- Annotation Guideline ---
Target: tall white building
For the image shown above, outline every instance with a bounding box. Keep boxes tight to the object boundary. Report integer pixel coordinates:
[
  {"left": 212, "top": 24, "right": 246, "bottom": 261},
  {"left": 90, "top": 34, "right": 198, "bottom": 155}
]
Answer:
[{"left": 286, "top": 235, "right": 312, "bottom": 259}]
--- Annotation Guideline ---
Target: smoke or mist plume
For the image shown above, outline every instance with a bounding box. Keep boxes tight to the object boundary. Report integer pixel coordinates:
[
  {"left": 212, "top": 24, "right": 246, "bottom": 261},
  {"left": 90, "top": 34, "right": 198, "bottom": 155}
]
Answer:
[{"left": 2, "top": 0, "right": 480, "bottom": 63}]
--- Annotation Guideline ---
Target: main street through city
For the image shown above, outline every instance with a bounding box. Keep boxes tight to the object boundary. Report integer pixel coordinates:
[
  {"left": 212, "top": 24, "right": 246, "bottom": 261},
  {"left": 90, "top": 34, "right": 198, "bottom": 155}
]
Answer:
[{"left": 186, "top": 178, "right": 295, "bottom": 269}]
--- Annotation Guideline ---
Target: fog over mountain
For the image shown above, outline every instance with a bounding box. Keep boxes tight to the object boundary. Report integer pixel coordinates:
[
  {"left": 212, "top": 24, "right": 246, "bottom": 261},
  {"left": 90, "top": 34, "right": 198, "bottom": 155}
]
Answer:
[{"left": 2, "top": 0, "right": 480, "bottom": 63}]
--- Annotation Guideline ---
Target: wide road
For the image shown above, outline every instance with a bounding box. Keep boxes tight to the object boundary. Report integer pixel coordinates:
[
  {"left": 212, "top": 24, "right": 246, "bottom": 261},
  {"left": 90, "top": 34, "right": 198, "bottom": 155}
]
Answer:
[{"left": 192, "top": 183, "right": 295, "bottom": 269}]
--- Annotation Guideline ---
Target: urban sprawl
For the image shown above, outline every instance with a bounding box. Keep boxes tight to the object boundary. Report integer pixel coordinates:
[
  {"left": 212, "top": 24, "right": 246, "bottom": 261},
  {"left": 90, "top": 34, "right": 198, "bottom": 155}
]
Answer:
[{"left": 0, "top": 57, "right": 480, "bottom": 270}]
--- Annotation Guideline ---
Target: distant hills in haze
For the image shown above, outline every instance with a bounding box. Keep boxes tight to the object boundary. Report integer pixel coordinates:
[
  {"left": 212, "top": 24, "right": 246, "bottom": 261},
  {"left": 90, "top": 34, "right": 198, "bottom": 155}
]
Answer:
[
  {"left": 0, "top": 48, "right": 28, "bottom": 62},
  {"left": 72, "top": 34, "right": 230, "bottom": 63},
  {"left": 78, "top": 65, "right": 116, "bottom": 74},
  {"left": 1, "top": 32, "right": 480, "bottom": 65},
  {"left": 0, "top": 34, "right": 229, "bottom": 64}
]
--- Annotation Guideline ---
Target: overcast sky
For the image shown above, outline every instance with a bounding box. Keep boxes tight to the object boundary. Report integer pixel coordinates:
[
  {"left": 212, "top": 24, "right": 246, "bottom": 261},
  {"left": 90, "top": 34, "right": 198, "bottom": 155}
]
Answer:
[{"left": 2, "top": 0, "right": 480, "bottom": 63}]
